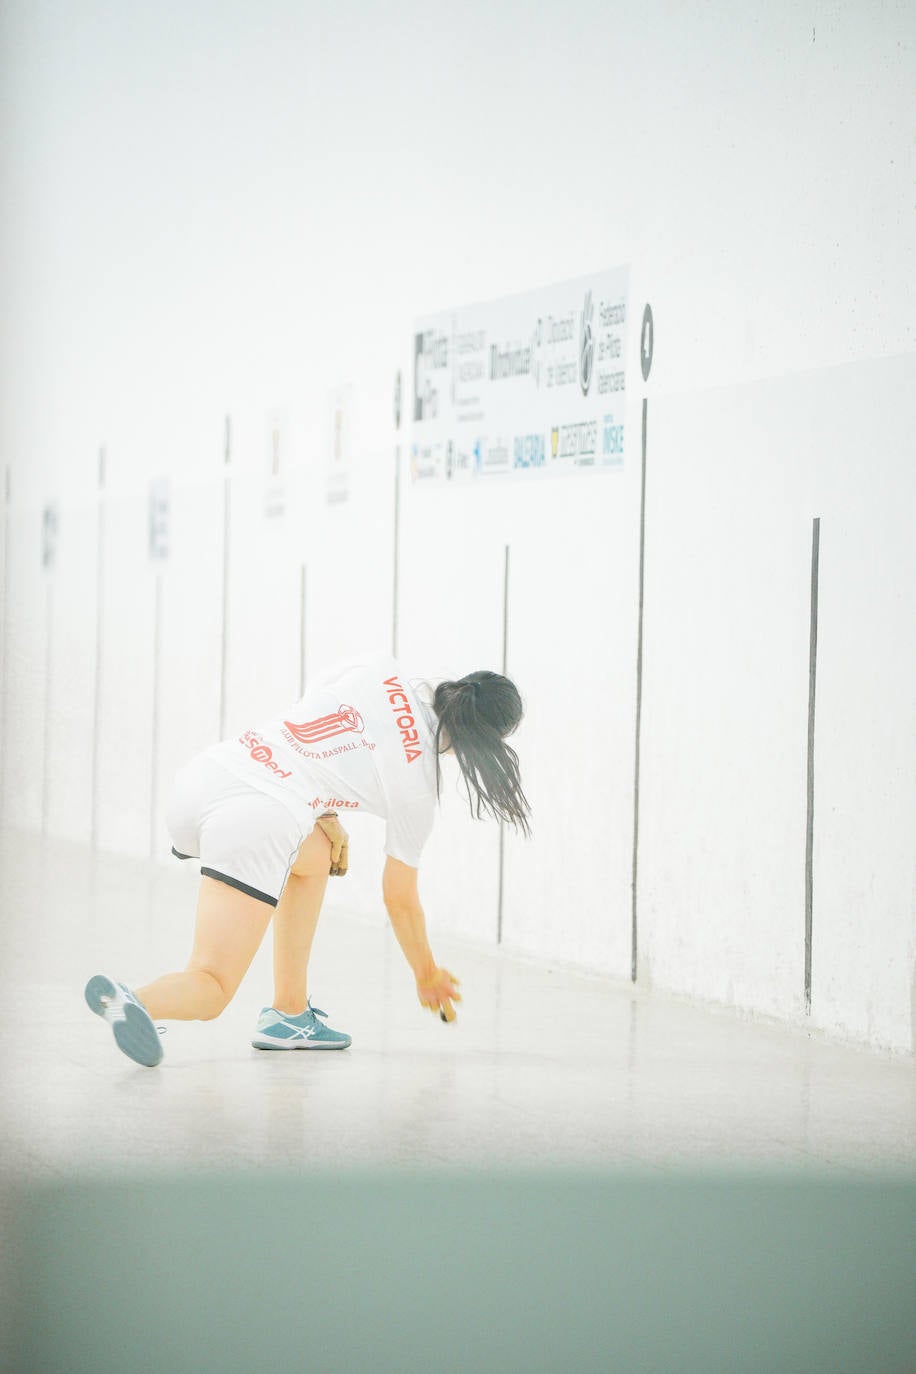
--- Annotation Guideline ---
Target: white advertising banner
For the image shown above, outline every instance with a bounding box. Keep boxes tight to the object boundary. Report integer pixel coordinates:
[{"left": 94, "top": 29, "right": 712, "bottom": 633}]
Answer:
[{"left": 411, "top": 267, "right": 628, "bottom": 485}]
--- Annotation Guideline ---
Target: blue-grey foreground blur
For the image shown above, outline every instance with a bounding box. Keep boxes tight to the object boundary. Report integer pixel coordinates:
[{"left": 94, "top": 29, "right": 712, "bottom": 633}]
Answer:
[{"left": 6, "top": 1170, "right": 915, "bottom": 1374}]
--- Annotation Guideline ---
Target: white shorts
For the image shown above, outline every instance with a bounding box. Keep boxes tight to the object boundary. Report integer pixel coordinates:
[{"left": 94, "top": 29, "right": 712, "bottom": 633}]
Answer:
[{"left": 165, "top": 752, "right": 307, "bottom": 907}]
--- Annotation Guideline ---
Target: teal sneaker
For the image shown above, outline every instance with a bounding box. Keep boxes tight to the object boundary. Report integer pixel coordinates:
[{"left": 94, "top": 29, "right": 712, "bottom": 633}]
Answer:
[
  {"left": 84, "top": 973, "right": 164, "bottom": 1067},
  {"left": 251, "top": 998, "right": 351, "bottom": 1050}
]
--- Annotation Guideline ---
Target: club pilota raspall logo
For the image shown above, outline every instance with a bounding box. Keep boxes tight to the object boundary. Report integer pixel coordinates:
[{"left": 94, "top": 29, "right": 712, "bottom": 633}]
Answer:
[
  {"left": 580, "top": 290, "right": 595, "bottom": 396},
  {"left": 283, "top": 705, "right": 365, "bottom": 746}
]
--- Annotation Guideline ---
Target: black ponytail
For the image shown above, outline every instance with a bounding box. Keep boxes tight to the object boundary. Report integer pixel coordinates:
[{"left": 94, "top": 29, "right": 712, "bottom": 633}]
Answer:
[{"left": 433, "top": 671, "right": 531, "bottom": 837}]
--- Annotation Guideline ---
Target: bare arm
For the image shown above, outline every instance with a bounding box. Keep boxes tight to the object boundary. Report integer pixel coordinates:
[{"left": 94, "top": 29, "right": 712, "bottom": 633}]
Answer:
[
  {"left": 382, "top": 856, "right": 435, "bottom": 978},
  {"left": 383, "top": 856, "right": 461, "bottom": 1019}
]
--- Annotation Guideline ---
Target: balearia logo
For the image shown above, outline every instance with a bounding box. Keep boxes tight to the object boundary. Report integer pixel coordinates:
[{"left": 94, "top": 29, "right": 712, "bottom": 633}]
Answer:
[
  {"left": 283, "top": 705, "right": 365, "bottom": 747},
  {"left": 580, "top": 290, "right": 595, "bottom": 396},
  {"left": 383, "top": 676, "right": 423, "bottom": 763},
  {"left": 513, "top": 434, "right": 545, "bottom": 468}
]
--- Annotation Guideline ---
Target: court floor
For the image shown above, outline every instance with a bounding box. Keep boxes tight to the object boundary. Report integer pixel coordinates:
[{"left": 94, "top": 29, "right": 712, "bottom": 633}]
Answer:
[{"left": 1, "top": 830, "right": 913, "bottom": 1183}]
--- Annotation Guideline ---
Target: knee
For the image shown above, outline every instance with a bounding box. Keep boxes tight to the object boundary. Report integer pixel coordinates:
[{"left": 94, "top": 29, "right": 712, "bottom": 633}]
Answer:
[{"left": 192, "top": 967, "right": 233, "bottom": 1019}]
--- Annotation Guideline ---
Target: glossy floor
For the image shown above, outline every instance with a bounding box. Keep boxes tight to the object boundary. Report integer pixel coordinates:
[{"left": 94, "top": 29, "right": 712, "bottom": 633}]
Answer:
[{"left": 1, "top": 832, "right": 913, "bottom": 1181}]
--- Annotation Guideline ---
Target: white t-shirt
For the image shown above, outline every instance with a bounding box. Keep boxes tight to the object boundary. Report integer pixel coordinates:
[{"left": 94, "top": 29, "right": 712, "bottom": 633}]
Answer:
[{"left": 207, "top": 656, "right": 440, "bottom": 867}]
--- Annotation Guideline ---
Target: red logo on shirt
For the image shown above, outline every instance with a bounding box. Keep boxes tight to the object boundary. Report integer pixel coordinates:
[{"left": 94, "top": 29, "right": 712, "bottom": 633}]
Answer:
[
  {"left": 383, "top": 676, "right": 422, "bottom": 764},
  {"left": 283, "top": 704, "right": 365, "bottom": 745},
  {"left": 238, "top": 730, "right": 292, "bottom": 779}
]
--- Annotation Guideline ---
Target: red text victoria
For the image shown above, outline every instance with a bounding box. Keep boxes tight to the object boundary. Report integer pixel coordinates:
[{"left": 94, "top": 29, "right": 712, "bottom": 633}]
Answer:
[{"left": 383, "top": 677, "right": 422, "bottom": 764}]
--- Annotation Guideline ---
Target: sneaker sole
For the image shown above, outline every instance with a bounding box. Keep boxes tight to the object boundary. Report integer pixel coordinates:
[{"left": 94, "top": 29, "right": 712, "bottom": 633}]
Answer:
[
  {"left": 85, "top": 974, "right": 163, "bottom": 1068},
  {"left": 84, "top": 973, "right": 117, "bottom": 1016},
  {"left": 115, "top": 1004, "right": 164, "bottom": 1067},
  {"left": 251, "top": 1034, "right": 351, "bottom": 1051}
]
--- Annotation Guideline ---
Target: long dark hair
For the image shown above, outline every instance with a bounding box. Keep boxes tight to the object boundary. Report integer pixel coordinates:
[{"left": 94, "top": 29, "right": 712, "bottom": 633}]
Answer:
[{"left": 433, "top": 671, "right": 531, "bottom": 836}]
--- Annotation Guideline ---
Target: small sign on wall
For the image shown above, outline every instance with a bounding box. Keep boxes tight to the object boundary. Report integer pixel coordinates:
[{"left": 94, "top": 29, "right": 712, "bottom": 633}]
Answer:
[
  {"left": 327, "top": 386, "right": 352, "bottom": 505},
  {"left": 640, "top": 304, "right": 654, "bottom": 382},
  {"left": 42, "top": 504, "right": 59, "bottom": 571},
  {"left": 265, "top": 407, "right": 288, "bottom": 518},
  {"left": 149, "top": 479, "right": 170, "bottom": 562}
]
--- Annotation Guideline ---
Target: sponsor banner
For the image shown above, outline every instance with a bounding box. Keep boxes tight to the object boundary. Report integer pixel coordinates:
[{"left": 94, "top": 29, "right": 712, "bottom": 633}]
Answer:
[{"left": 410, "top": 267, "right": 628, "bottom": 484}]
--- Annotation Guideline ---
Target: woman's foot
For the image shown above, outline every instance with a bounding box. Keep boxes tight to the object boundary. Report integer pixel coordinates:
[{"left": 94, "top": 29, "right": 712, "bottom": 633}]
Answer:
[
  {"left": 84, "top": 974, "right": 164, "bottom": 1067},
  {"left": 251, "top": 1000, "right": 351, "bottom": 1050}
]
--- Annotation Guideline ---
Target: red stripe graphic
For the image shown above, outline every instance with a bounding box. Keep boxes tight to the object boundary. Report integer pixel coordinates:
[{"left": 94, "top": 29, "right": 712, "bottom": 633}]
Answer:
[{"left": 283, "top": 704, "right": 365, "bottom": 745}]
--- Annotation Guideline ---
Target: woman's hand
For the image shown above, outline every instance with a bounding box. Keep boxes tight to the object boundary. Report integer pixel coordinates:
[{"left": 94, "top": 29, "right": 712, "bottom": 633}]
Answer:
[
  {"left": 416, "top": 966, "right": 461, "bottom": 1022},
  {"left": 314, "top": 812, "right": 349, "bottom": 876}
]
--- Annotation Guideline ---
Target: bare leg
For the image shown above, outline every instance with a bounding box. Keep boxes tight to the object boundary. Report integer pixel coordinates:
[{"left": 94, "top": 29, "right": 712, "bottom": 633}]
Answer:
[
  {"left": 272, "top": 826, "right": 332, "bottom": 1015},
  {"left": 135, "top": 876, "right": 273, "bottom": 1021}
]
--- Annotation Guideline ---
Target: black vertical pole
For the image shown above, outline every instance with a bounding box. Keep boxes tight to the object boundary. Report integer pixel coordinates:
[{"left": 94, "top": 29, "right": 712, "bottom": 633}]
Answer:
[
  {"left": 41, "top": 501, "right": 60, "bottom": 840},
  {"left": 219, "top": 417, "right": 231, "bottom": 740},
  {"left": 631, "top": 399, "right": 648, "bottom": 983},
  {"left": 393, "top": 369, "right": 403, "bottom": 659},
  {"left": 42, "top": 566, "right": 54, "bottom": 838},
  {"left": 299, "top": 564, "right": 307, "bottom": 696},
  {"left": 91, "top": 447, "right": 106, "bottom": 852},
  {"left": 150, "top": 571, "right": 163, "bottom": 859},
  {"left": 148, "top": 480, "right": 169, "bottom": 859},
  {"left": 392, "top": 444, "right": 401, "bottom": 658},
  {"left": 497, "top": 544, "right": 510, "bottom": 944},
  {"left": 632, "top": 305, "right": 654, "bottom": 983},
  {"left": 0, "top": 468, "right": 10, "bottom": 828},
  {"left": 805, "top": 517, "right": 821, "bottom": 1014}
]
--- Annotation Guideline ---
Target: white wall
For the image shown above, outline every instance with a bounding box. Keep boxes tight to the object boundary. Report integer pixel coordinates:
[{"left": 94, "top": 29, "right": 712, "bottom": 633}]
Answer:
[
  {"left": 640, "top": 355, "right": 916, "bottom": 1053},
  {"left": 1, "top": 0, "right": 913, "bottom": 1052}
]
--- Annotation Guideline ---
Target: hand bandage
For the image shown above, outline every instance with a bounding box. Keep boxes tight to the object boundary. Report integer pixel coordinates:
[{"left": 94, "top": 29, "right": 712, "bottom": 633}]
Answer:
[{"left": 315, "top": 812, "right": 349, "bottom": 876}]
